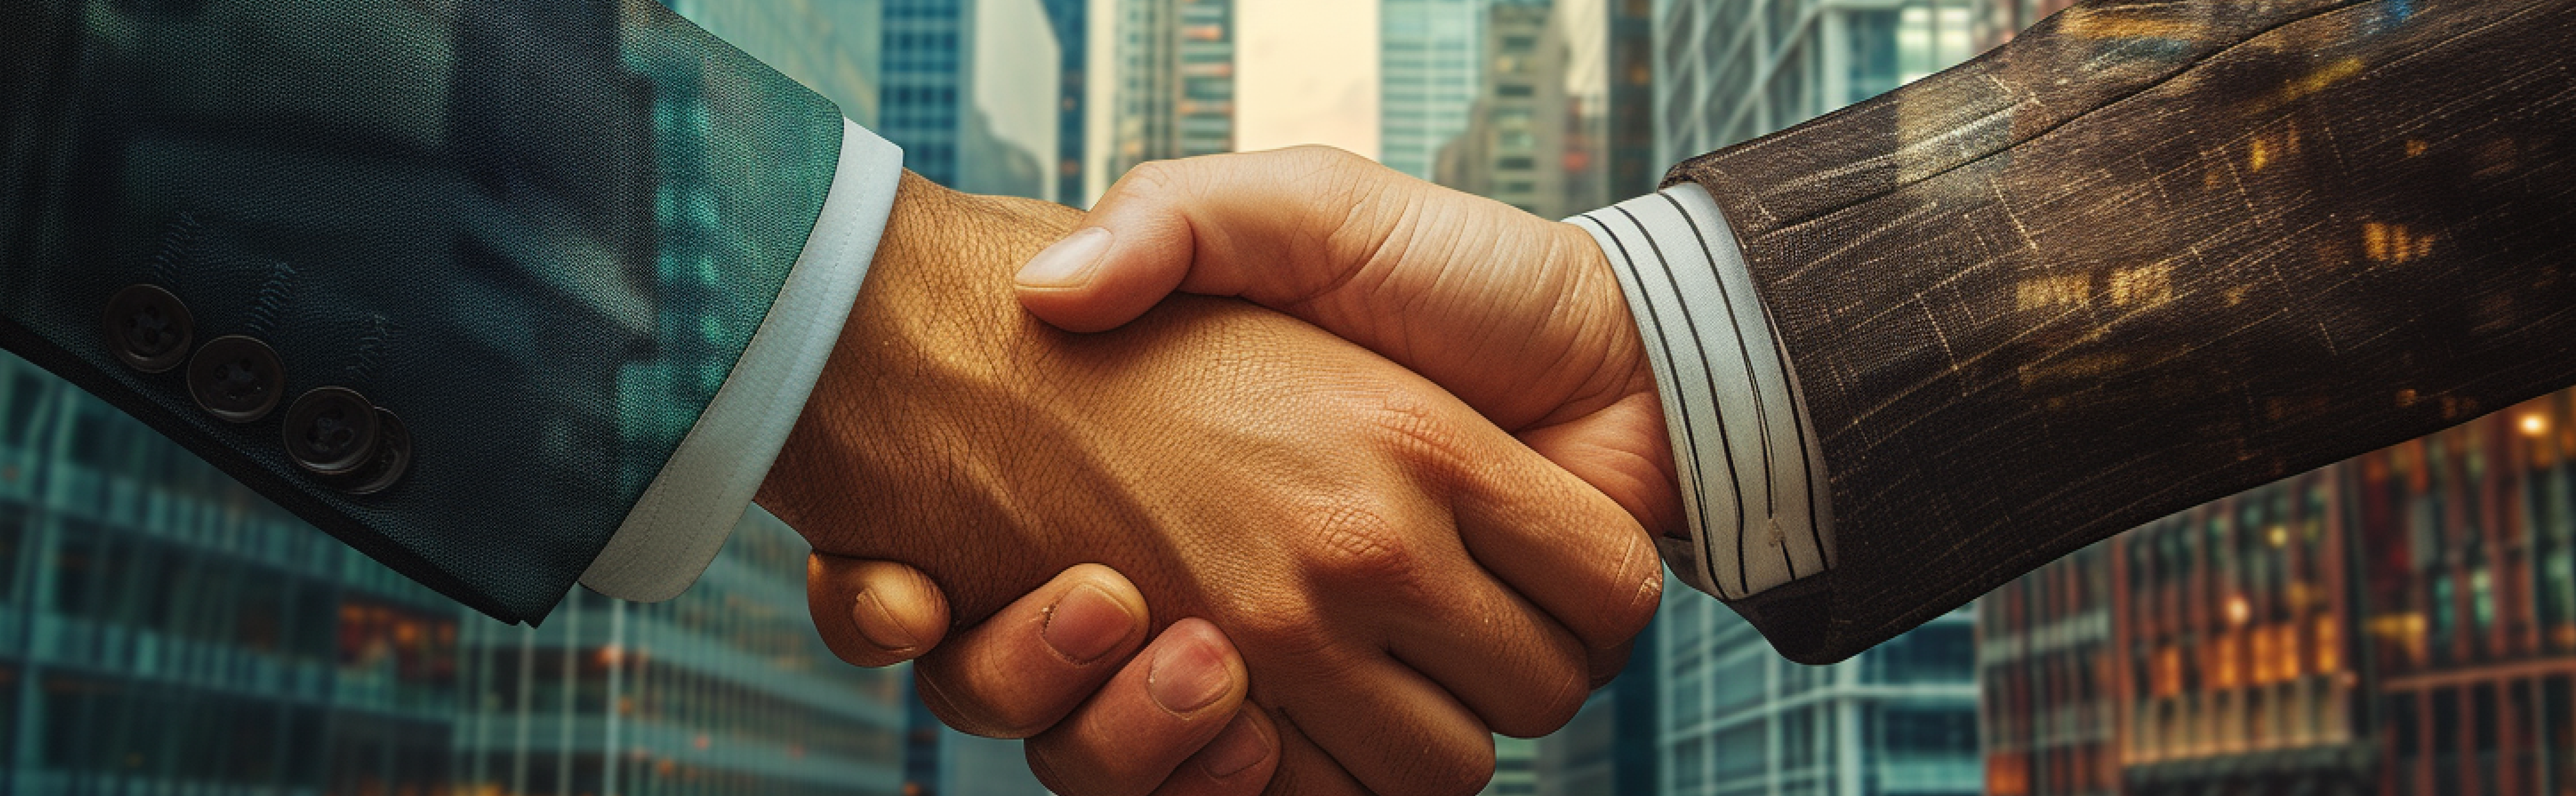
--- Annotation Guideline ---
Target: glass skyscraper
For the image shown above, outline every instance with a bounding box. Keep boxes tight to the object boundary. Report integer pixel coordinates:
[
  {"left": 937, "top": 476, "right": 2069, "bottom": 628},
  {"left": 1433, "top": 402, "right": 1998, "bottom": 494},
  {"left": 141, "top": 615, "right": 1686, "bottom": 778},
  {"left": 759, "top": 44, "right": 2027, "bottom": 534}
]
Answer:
[
  {"left": 1099, "top": 0, "right": 1234, "bottom": 183},
  {"left": 449, "top": 512, "right": 910, "bottom": 796},
  {"left": 1647, "top": 3, "right": 1988, "bottom": 793},
  {"left": 1381, "top": 0, "right": 1496, "bottom": 179},
  {"left": 1657, "top": 596, "right": 1981, "bottom": 796},
  {"left": 877, "top": 0, "right": 1064, "bottom": 201},
  {"left": 1650, "top": 0, "right": 1980, "bottom": 162},
  {"left": 0, "top": 352, "right": 462, "bottom": 796}
]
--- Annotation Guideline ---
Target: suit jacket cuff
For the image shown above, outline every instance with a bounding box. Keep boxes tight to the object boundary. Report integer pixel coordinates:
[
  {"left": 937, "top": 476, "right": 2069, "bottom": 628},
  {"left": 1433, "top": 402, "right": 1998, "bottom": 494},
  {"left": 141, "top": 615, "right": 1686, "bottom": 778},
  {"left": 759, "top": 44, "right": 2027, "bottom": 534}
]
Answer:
[
  {"left": 579, "top": 119, "right": 903, "bottom": 601},
  {"left": 1569, "top": 184, "right": 1834, "bottom": 603}
]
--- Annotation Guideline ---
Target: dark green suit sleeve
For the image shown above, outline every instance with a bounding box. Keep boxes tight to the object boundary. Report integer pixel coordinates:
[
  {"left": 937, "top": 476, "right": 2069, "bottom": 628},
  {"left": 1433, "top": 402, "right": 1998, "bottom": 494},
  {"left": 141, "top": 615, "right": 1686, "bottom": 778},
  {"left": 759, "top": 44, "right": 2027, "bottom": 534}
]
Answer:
[
  {"left": 0, "top": 0, "right": 844, "bottom": 623},
  {"left": 1674, "top": 0, "right": 2576, "bottom": 662}
]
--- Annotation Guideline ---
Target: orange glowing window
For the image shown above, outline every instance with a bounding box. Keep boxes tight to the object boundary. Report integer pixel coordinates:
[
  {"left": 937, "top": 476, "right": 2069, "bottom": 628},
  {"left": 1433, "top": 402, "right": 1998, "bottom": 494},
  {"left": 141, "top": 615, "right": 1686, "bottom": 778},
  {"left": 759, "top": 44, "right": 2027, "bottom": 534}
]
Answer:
[
  {"left": 2212, "top": 634, "right": 2240, "bottom": 689},
  {"left": 2250, "top": 628, "right": 2273, "bottom": 685},
  {"left": 1988, "top": 753, "right": 2031, "bottom": 796},
  {"left": 2154, "top": 646, "right": 2183, "bottom": 698},
  {"left": 2316, "top": 617, "right": 2340, "bottom": 673}
]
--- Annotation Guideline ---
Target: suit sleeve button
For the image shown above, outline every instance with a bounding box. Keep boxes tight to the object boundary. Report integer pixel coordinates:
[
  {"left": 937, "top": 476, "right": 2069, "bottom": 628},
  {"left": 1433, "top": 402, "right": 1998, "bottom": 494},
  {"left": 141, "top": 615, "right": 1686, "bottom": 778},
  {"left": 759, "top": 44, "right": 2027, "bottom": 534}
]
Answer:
[
  {"left": 187, "top": 335, "right": 286, "bottom": 423},
  {"left": 282, "top": 387, "right": 381, "bottom": 476},
  {"left": 102, "top": 284, "right": 194, "bottom": 373},
  {"left": 328, "top": 408, "right": 410, "bottom": 495}
]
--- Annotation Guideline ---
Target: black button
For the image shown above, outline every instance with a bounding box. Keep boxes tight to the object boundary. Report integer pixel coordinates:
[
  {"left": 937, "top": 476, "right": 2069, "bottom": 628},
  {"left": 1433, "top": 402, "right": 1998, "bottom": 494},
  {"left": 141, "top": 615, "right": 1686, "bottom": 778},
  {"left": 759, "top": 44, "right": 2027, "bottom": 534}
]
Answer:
[
  {"left": 281, "top": 387, "right": 380, "bottom": 475},
  {"left": 102, "top": 284, "right": 194, "bottom": 373},
  {"left": 187, "top": 335, "right": 286, "bottom": 422},
  {"left": 328, "top": 409, "right": 410, "bottom": 495}
]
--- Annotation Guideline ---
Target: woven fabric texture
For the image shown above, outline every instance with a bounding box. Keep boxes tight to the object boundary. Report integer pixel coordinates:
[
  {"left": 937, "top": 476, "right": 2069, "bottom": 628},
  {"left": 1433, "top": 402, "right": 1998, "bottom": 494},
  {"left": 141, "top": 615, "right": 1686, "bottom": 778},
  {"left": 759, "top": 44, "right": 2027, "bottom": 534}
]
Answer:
[
  {"left": 0, "top": 0, "right": 843, "bottom": 623},
  {"left": 1674, "top": 0, "right": 2576, "bottom": 663}
]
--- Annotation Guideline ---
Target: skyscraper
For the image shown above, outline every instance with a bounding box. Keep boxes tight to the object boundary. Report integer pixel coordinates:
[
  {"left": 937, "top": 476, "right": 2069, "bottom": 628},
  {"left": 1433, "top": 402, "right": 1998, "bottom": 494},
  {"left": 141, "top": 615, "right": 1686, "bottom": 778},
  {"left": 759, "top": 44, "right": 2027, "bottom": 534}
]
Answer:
[
  {"left": 1100, "top": 0, "right": 1236, "bottom": 182},
  {"left": 1651, "top": 0, "right": 1980, "bottom": 162},
  {"left": 1646, "top": 4, "right": 1987, "bottom": 794},
  {"left": 1658, "top": 595, "right": 1982, "bottom": 796},
  {"left": 0, "top": 354, "right": 460, "bottom": 796},
  {"left": 2358, "top": 393, "right": 2576, "bottom": 796},
  {"left": 1977, "top": 389, "right": 2576, "bottom": 796},
  {"left": 668, "top": 0, "right": 885, "bottom": 127},
  {"left": 1544, "top": 0, "right": 1658, "bottom": 210},
  {"left": 878, "top": 0, "right": 1064, "bottom": 201},
  {"left": 1434, "top": 0, "right": 1561, "bottom": 216},
  {"left": 1975, "top": 544, "right": 2118, "bottom": 796},
  {"left": 1431, "top": 0, "right": 1654, "bottom": 220},
  {"left": 1043, "top": 0, "right": 1091, "bottom": 203},
  {"left": 1382, "top": 0, "right": 1496, "bottom": 179},
  {"left": 450, "top": 511, "right": 911, "bottom": 796}
]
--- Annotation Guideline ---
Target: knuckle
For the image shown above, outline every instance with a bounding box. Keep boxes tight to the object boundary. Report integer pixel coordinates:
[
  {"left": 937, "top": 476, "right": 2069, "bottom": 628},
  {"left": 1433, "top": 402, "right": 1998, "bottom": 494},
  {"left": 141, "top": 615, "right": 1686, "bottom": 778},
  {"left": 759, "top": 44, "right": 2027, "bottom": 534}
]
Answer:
[
  {"left": 1217, "top": 590, "right": 1342, "bottom": 664},
  {"left": 1121, "top": 159, "right": 1191, "bottom": 199},
  {"left": 1293, "top": 498, "right": 1424, "bottom": 590},
  {"left": 1600, "top": 535, "right": 1666, "bottom": 639},
  {"left": 1346, "top": 387, "right": 1472, "bottom": 472}
]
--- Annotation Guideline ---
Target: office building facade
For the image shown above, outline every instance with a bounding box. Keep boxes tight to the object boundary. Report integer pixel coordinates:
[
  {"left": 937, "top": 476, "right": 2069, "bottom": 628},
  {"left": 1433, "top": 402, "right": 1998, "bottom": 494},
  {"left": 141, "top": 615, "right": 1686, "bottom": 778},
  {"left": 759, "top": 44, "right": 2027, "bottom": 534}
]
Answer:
[
  {"left": 2360, "top": 391, "right": 2576, "bottom": 796},
  {"left": 1659, "top": 595, "right": 1982, "bottom": 796},
  {"left": 2111, "top": 469, "right": 2374, "bottom": 796},
  {"left": 1100, "top": 0, "right": 1235, "bottom": 181},
  {"left": 1976, "top": 390, "right": 2576, "bottom": 796},
  {"left": 1651, "top": 0, "right": 1979, "bottom": 162},
  {"left": 878, "top": 0, "right": 1063, "bottom": 201},
  {"left": 1433, "top": 0, "right": 1655, "bottom": 219},
  {"left": 1043, "top": 0, "right": 1091, "bottom": 203},
  {"left": 668, "top": 0, "right": 886, "bottom": 128},
  {"left": 1382, "top": 0, "right": 1497, "bottom": 180},
  {"left": 0, "top": 353, "right": 460, "bottom": 796},
  {"left": 1434, "top": 0, "right": 1561, "bottom": 216},
  {"left": 450, "top": 510, "right": 909, "bottom": 796},
  {"left": 1976, "top": 545, "right": 2118, "bottom": 796}
]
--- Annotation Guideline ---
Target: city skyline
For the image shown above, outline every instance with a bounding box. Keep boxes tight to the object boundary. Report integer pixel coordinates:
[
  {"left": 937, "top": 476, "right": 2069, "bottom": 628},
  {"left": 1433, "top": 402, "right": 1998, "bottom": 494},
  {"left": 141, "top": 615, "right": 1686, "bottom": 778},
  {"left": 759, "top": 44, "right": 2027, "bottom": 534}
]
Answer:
[{"left": 10, "top": 3, "right": 2563, "bottom": 796}]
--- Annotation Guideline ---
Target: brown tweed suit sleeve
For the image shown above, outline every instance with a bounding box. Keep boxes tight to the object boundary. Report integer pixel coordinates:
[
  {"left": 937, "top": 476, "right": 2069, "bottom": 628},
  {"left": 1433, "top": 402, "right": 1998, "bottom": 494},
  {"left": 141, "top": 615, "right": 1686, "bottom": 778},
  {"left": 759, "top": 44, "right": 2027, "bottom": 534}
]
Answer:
[{"left": 1672, "top": 0, "right": 2576, "bottom": 664}]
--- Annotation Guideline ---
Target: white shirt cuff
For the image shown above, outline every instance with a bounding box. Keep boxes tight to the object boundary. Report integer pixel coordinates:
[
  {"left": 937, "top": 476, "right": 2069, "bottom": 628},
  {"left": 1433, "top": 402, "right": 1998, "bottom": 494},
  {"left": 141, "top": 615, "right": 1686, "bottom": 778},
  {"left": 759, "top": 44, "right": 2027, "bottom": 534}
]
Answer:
[
  {"left": 1568, "top": 183, "right": 1834, "bottom": 603},
  {"left": 579, "top": 119, "right": 904, "bottom": 601}
]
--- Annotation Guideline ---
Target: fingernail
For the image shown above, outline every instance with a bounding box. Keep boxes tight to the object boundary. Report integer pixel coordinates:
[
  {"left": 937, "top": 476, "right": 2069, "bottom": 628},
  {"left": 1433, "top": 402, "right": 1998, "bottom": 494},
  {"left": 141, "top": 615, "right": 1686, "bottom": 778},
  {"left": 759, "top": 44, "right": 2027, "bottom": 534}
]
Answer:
[
  {"left": 1200, "top": 711, "right": 1270, "bottom": 778},
  {"left": 1146, "top": 632, "right": 1234, "bottom": 715},
  {"left": 1041, "top": 584, "right": 1134, "bottom": 664},
  {"left": 1016, "top": 227, "right": 1113, "bottom": 288},
  {"left": 851, "top": 590, "right": 920, "bottom": 652}
]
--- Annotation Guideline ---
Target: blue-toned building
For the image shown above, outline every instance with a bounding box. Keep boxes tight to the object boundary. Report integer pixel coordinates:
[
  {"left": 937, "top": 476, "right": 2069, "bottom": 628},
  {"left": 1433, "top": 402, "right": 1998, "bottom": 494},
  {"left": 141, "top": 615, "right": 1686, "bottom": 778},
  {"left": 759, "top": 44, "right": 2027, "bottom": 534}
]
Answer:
[
  {"left": 0, "top": 352, "right": 462, "bottom": 796},
  {"left": 1658, "top": 597, "right": 1982, "bottom": 796},
  {"left": 1043, "top": 0, "right": 1090, "bottom": 204},
  {"left": 669, "top": 0, "right": 887, "bottom": 128},
  {"left": 448, "top": 510, "right": 910, "bottom": 796},
  {"left": 878, "top": 0, "right": 1063, "bottom": 200}
]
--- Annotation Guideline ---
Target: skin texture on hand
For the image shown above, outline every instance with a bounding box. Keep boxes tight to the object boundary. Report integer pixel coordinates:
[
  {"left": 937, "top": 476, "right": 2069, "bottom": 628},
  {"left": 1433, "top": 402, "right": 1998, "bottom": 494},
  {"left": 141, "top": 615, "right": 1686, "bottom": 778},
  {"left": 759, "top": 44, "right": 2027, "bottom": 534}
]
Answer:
[
  {"left": 806, "top": 555, "right": 1281, "bottom": 795},
  {"left": 1014, "top": 146, "right": 1683, "bottom": 539},
  {"left": 757, "top": 171, "right": 1663, "bottom": 796}
]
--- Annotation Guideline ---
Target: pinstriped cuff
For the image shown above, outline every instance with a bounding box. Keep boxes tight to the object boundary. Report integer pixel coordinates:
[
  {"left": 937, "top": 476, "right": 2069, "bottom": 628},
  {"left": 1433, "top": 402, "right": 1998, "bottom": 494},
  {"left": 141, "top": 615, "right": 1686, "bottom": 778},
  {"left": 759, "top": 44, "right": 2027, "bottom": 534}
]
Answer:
[{"left": 1569, "top": 184, "right": 1833, "bottom": 602}]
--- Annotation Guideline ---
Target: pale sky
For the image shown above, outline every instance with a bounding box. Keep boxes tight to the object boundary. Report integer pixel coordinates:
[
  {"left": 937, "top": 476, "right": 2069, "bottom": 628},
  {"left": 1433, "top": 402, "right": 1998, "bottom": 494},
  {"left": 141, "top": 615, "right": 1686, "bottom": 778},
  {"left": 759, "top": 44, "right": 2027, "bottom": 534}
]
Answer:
[{"left": 1236, "top": 0, "right": 1379, "bottom": 159}]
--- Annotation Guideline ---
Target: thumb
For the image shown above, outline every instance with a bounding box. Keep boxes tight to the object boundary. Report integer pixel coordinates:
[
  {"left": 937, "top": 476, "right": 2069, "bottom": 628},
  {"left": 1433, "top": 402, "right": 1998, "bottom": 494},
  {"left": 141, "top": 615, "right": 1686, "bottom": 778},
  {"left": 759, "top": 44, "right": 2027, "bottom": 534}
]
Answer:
[{"left": 1012, "top": 146, "right": 1402, "bottom": 333}]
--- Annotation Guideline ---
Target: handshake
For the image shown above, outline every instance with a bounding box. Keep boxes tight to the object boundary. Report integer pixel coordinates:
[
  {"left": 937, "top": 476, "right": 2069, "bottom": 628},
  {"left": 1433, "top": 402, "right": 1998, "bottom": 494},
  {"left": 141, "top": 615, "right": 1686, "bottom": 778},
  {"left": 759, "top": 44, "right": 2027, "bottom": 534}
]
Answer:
[{"left": 756, "top": 146, "right": 1682, "bottom": 796}]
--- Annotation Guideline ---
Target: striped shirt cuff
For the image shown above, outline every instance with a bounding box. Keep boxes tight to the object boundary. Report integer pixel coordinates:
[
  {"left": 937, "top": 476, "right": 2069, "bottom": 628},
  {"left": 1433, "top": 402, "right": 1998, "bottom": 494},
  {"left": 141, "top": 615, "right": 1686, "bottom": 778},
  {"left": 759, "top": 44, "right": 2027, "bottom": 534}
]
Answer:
[{"left": 1568, "top": 184, "right": 1834, "bottom": 602}]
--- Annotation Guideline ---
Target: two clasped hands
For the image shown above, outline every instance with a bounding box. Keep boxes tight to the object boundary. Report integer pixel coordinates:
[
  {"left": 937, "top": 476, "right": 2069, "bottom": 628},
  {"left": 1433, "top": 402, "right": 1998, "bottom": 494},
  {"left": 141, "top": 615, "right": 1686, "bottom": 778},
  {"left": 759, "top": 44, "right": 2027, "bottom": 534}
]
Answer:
[{"left": 754, "top": 146, "right": 1682, "bottom": 796}]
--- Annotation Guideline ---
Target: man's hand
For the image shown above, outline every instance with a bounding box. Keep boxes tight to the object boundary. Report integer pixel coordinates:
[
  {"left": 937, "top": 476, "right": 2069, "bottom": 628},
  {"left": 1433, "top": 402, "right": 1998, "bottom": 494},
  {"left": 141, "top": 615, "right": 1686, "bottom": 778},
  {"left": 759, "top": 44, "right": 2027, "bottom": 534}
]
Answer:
[
  {"left": 1012, "top": 146, "right": 1681, "bottom": 538},
  {"left": 807, "top": 556, "right": 1280, "bottom": 795},
  {"left": 758, "top": 171, "right": 1662, "bottom": 796}
]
